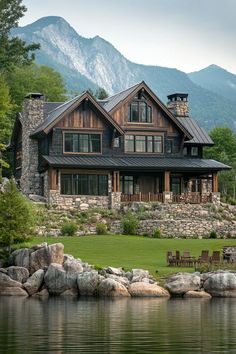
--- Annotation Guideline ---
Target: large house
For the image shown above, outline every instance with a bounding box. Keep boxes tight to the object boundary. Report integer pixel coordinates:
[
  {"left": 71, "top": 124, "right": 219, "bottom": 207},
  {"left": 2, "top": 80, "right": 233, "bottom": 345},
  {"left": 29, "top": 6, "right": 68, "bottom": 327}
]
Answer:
[{"left": 11, "top": 81, "right": 230, "bottom": 209}]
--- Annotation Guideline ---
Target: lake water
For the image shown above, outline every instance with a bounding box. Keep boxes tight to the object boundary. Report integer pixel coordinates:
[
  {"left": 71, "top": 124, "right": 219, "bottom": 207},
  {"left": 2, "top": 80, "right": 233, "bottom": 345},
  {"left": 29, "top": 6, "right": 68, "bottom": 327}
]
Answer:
[{"left": 0, "top": 297, "right": 236, "bottom": 353}]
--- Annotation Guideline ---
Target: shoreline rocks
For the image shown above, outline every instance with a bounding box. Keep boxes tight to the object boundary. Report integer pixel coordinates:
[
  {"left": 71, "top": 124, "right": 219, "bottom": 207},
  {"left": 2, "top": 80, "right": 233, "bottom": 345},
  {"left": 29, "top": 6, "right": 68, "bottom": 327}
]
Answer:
[{"left": 2, "top": 243, "right": 236, "bottom": 300}]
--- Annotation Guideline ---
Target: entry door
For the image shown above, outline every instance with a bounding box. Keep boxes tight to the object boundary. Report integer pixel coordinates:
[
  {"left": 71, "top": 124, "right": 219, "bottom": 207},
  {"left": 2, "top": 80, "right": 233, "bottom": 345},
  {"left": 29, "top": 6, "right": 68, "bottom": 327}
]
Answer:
[
  {"left": 139, "top": 176, "right": 154, "bottom": 194},
  {"left": 171, "top": 177, "right": 181, "bottom": 195}
]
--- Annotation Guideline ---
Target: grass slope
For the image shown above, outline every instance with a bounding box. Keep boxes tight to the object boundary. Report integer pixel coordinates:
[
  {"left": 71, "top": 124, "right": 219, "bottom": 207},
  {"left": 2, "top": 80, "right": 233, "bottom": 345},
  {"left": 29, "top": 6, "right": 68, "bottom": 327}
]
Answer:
[{"left": 31, "top": 236, "right": 236, "bottom": 277}]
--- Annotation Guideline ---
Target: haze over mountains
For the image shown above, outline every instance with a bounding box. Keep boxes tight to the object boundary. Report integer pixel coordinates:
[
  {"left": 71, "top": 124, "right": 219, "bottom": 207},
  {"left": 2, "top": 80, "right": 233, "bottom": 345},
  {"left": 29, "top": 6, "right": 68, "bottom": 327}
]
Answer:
[{"left": 12, "top": 16, "right": 236, "bottom": 131}]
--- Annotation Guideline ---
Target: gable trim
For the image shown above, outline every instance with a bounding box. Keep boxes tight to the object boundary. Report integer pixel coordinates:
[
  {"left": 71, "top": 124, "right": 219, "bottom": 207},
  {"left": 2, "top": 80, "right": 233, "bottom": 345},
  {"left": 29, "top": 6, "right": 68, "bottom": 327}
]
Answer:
[{"left": 108, "top": 81, "right": 193, "bottom": 140}]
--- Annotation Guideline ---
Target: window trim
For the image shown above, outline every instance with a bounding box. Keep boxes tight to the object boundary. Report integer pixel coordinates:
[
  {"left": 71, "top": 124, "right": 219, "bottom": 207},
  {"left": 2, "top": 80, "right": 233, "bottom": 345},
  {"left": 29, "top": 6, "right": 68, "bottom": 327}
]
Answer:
[
  {"left": 63, "top": 131, "right": 102, "bottom": 155},
  {"left": 124, "top": 133, "right": 164, "bottom": 154}
]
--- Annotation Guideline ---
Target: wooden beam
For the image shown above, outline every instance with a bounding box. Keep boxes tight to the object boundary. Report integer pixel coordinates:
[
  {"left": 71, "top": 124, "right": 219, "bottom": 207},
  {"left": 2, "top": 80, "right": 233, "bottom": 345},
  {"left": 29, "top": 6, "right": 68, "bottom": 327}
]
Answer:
[
  {"left": 49, "top": 169, "right": 58, "bottom": 190},
  {"left": 164, "top": 171, "right": 170, "bottom": 192},
  {"left": 113, "top": 171, "right": 117, "bottom": 192},
  {"left": 212, "top": 172, "right": 218, "bottom": 193},
  {"left": 116, "top": 171, "right": 120, "bottom": 192}
]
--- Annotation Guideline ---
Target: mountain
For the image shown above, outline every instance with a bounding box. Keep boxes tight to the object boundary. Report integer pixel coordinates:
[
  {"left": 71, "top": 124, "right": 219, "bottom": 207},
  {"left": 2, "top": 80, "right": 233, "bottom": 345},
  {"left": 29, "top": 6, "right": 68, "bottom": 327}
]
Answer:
[
  {"left": 189, "top": 64, "right": 236, "bottom": 103},
  {"left": 12, "top": 16, "right": 236, "bottom": 131}
]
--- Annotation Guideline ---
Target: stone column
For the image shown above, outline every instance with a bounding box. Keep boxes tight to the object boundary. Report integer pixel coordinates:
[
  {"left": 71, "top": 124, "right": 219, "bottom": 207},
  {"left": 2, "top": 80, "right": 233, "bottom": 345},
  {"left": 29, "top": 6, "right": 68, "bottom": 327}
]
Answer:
[{"left": 20, "top": 95, "right": 44, "bottom": 195}]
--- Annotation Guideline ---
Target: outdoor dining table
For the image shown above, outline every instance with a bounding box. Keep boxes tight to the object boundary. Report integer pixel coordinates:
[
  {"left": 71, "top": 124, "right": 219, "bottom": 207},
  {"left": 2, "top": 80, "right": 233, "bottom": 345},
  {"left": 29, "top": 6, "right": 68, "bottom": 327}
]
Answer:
[{"left": 180, "top": 256, "right": 198, "bottom": 267}]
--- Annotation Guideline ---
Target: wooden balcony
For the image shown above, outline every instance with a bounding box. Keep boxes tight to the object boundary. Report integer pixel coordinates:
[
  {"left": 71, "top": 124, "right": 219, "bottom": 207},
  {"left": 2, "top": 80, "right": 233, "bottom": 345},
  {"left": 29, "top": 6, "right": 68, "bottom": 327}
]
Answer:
[{"left": 121, "top": 192, "right": 212, "bottom": 204}]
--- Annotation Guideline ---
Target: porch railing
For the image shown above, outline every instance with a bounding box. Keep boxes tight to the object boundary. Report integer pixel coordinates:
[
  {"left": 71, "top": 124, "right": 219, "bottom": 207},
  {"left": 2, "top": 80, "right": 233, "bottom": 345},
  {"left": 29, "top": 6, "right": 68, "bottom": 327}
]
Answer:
[
  {"left": 121, "top": 192, "right": 212, "bottom": 204},
  {"left": 121, "top": 193, "right": 163, "bottom": 203}
]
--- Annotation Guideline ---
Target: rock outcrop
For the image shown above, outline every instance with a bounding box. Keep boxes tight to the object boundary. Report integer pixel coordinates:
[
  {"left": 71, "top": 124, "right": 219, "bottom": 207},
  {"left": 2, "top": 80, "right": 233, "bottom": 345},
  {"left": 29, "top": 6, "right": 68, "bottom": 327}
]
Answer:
[{"left": 128, "top": 282, "right": 170, "bottom": 297}]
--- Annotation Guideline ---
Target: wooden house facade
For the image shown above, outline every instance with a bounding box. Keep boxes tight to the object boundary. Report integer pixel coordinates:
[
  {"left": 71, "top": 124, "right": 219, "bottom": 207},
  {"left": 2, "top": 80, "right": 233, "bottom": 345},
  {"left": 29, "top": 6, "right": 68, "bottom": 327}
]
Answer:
[{"left": 10, "top": 82, "right": 230, "bottom": 209}]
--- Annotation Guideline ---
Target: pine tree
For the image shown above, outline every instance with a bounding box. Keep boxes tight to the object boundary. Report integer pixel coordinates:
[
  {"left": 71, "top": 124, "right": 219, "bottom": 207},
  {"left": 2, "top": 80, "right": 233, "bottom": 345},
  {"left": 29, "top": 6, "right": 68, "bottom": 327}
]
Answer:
[{"left": 0, "top": 179, "right": 35, "bottom": 250}]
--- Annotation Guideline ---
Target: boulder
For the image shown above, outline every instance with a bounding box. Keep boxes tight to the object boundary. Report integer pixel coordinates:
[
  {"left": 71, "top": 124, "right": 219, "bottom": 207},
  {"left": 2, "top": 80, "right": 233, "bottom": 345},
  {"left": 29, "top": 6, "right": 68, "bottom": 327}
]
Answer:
[
  {"left": 203, "top": 272, "right": 236, "bottom": 297},
  {"left": 131, "top": 269, "right": 149, "bottom": 283},
  {"left": 106, "top": 274, "right": 130, "bottom": 288},
  {"left": 44, "top": 264, "right": 68, "bottom": 295},
  {"left": 23, "top": 269, "right": 44, "bottom": 296},
  {"left": 105, "top": 266, "right": 124, "bottom": 276},
  {"left": 0, "top": 287, "right": 28, "bottom": 296},
  {"left": 30, "top": 243, "right": 64, "bottom": 274},
  {"left": 9, "top": 248, "right": 30, "bottom": 269},
  {"left": 128, "top": 282, "right": 170, "bottom": 297},
  {"left": 0, "top": 268, "right": 8, "bottom": 274},
  {"left": 98, "top": 278, "right": 130, "bottom": 297},
  {"left": 7, "top": 266, "right": 29, "bottom": 283},
  {"left": 63, "top": 259, "right": 83, "bottom": 274},
  {"left": 30, "top": 242, "right": 48, "bottom": 251},
  {"left": 0, "top": 272, "right": 22, "bottom": 288},
  {"left": 165, "top": 273, "right": 201, "bottom": 295},
  {"left": 183, "top": 290, "right": 212, "bottom": 299},
  {"left": 77, "top": 271, "right": 104, "bottom": 296}
]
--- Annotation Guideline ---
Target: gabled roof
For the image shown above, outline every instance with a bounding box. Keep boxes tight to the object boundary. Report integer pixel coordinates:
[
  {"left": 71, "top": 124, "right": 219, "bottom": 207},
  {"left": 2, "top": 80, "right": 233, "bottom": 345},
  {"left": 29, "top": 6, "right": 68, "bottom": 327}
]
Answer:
[
  {"left": 31, "top": 92, "right": 124, "bottom": 138},
  {"left": 102, "top": 81, "right": 193, "bottom": 140},
  {"left": 177, "top": 117, "right": 214, "bottom": 146},
  {"left": 42, "top": 155, "right": 231, "bottom": 172}
]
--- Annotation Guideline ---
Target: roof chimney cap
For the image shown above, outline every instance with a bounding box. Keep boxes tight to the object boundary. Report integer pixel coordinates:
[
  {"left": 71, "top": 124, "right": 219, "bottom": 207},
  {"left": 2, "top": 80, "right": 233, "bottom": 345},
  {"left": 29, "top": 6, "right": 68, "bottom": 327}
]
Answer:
[
  {"left": 167, "top": 93, "right": 188, "bottom": 102},
  {"left": 25, "top": 93, "right": 44, "bottom": 100}
]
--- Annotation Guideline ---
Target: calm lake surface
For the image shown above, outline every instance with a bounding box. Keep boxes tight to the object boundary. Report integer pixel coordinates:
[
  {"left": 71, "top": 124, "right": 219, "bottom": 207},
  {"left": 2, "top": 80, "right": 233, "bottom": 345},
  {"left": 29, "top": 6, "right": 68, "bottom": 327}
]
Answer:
[{"left": 0, "top": 297, "right": 236, "bottom": 353}]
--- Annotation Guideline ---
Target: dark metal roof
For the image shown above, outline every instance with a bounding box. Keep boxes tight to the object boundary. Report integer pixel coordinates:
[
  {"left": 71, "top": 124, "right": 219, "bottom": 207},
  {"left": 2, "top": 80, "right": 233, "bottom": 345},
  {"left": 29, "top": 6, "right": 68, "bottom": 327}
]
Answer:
[
  {"left": 102, "top": 83, "right": 141, "bottom": 112},
  {"left": 43, "top": 102, "right": 63, "bottom": 119},
  {"left": 176, "top": 117, "right": 214, "bottom": 145},
  {"left": 42, "top": 155, "right": 230, "bottom": 172}
]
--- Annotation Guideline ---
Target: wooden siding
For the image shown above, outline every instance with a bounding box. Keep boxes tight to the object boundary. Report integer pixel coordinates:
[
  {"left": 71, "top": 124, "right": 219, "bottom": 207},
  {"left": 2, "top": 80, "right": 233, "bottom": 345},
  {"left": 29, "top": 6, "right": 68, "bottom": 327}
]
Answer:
[{"left": 55, "top": 103, "right": 104, "bottom": 130}]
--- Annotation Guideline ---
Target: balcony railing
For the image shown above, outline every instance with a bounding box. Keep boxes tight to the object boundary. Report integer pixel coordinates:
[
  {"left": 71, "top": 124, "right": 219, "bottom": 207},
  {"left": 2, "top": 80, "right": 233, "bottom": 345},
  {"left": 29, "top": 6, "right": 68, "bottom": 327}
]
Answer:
[{"left": 121, "top": 192, "right": 212, "bottom": 204}]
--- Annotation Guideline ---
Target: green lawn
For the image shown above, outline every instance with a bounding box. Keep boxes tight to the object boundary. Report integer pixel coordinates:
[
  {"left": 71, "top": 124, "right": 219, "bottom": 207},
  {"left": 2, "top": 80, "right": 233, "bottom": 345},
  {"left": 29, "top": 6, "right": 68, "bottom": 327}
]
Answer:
[{"left": 31, "top": 236, "right": 236, "bottom": 277}]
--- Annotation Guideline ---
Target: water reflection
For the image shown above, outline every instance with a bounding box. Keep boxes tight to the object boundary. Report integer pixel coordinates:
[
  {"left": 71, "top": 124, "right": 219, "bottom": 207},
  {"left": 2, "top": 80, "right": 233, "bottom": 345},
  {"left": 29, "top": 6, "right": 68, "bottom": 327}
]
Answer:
[{"left": 0, "top": 297, "right": 236, "bottom": 353}]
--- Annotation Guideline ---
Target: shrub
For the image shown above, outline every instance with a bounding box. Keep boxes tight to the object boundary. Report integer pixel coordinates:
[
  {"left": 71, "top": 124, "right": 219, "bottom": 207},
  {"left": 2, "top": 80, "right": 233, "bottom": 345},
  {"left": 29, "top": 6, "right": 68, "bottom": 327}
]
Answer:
[
  {"left": 96, "top": 222, "right": 107, "bottom": 235},
  {"left": 122, "top": 211, "right": 139, "bottom": 235},
  {"left": 153, "top": 228, "right": 161, "bottom": 238},
  {"left": 0, "top": 179, "right": 35, "bottom": 251},
  {"left": 61, "top": 222, "right": 78, "bottom": 236},
  {"left": 209, "top": 230, "right": 217, "bottom": 239}
]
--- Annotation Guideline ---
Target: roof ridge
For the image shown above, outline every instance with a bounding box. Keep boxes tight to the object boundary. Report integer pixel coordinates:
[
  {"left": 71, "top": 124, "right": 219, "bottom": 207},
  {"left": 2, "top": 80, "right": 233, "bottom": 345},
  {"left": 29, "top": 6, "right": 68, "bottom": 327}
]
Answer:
[{"left": 106, "top": 82, "right": 142, "bottom": 100}]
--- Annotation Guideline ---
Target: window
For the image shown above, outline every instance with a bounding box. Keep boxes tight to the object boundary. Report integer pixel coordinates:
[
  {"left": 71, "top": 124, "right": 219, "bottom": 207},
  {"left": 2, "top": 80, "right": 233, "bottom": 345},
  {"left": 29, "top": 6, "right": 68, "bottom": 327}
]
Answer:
[
  {"left": 113, "top": 137, "right": 120, "bottom": 148},
  {"left": 191, "top": 147, "right": 199, "bottom": 157},
  {"left": 64, "top": 133, "right": 101, "bottom": 153},
  {"left": 61, "top": 174, "right": 108, "bottom": 195},
  {"left": 135, "top": 135, "right": 146, "bottom": 152},
  {"left": 171, "top": 177, "right": 181, "bottom": 195},
  {"left": 166, "top": 140, "right": 173, "bottom": 154},
  {"left": 125, "top": 135, "right": 135, "bottom": 152},
  {"left": 120, "top": 176, "right": 134, "bottom": 194},
  {"left": 183, "top": 147, "right": 188, "bottom": 156},
  {"left": 128, "top": 100, "right": 152, "bottom": 123},
  {"left": 124, "top": 135, "right": 163, "bottom": 153}
]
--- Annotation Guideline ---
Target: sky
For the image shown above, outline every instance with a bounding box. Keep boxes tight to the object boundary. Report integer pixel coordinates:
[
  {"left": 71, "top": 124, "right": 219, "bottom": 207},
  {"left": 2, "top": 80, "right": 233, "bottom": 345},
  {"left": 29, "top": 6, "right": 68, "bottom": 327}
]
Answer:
[{"left": 19, "top": 0, "right": 236, "bottom": 74}]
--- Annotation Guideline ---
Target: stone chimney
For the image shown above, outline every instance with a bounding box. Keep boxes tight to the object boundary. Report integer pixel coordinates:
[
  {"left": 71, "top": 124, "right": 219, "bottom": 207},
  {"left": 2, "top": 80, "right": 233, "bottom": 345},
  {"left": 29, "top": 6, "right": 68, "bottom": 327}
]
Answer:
[
  {"left": 166, "top": 93, "right": 189, "bottom": 117},
  {"left": 20, "top": 93, "right": 45, "bottom": 195}
]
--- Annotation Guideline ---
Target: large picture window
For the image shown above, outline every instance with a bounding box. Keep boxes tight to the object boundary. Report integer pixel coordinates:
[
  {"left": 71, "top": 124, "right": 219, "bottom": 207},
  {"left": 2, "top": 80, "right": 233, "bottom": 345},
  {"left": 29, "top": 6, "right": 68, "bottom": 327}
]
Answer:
[
  {"left": 61, "top": 174, "right": 108, "bottom": 195},
  {"left": 120, "top": 176, "right": 134, "bottom": 194},
  {"left": 125, "top": 135, "right": 163, "bottom": 153},
  {"left": 128, "top": 101, "right": 152, "bottom": 123},
  {"left": 64, "top": 133, "right": 101, "bottom": 153}
]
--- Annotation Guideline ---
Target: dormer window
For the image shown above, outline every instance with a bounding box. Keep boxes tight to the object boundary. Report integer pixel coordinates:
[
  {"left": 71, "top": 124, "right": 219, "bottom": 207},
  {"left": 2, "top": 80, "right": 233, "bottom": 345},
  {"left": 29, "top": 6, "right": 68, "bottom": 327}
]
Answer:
[{"left": 128, "top": 98, "right": 152, "bottom": 123}]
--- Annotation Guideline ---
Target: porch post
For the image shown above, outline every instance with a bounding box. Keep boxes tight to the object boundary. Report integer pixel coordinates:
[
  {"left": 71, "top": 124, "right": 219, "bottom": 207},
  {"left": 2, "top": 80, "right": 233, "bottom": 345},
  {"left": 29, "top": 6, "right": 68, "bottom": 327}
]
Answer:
[
  {"left": 110, "top": 171, "right": 121, "bottom": 209},
  {"left": 212, "top": 172, "right": 218, "bottom": 192},
  {"left": 164, "top": 171, "right": 170, "bottom": 192},
  {"left": 163, "top": 171, "right": 172, "bottom": 203},
  {"left": 113, "top": 171, "right": 117, "bottom": 192}
]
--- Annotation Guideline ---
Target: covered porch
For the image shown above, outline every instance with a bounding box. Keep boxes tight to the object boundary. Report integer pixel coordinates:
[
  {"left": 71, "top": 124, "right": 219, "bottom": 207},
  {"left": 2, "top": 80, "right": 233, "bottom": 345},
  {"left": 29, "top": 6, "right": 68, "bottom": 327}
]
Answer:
[{"left": 112, "top": 171, "right": 219, "bottom": 204}]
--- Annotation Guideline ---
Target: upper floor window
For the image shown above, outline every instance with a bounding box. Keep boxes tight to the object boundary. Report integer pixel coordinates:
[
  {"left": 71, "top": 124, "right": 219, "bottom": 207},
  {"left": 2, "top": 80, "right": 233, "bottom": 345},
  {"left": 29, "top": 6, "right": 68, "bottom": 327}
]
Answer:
[
  {"left": 128, "top": 100, "right": 152, "bottom": 123},
  {"left": 191, "top": 146, "right": 199, "bottom": 157},
  {"left": 64, "top": 133, "right": 101, "bottom": 153},
  {"left": 125, "top": 135, "right": 163, "bottom": 153}
]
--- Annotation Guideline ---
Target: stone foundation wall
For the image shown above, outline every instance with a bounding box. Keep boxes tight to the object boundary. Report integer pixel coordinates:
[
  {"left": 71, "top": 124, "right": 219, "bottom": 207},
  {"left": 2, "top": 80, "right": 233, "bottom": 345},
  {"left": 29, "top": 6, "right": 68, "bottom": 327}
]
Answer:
[
  {"left": 110, "top": 203, "right": 236, "bottom": 238},
  {"left": 48, "top": 191, "right": 110, "bottom": 210}
]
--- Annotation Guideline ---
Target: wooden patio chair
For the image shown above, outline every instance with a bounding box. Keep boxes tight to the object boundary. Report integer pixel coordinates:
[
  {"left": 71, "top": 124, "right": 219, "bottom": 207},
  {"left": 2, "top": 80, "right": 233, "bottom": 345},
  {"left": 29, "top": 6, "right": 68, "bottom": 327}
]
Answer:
[
  {"left": 176, "top": 250, "right": 181, "bottom": 266},
  {"left": 210, "top": 251, "right": 221, "bottom": 265},
  {"left": 198, "top": 250, "right": 209, "bottom": 264},
  {"left": 167, "top": 251, "right": 175, "bottom": 266},
  {"left": 181, "top": 251, "right": 191, "bottom": 267}
]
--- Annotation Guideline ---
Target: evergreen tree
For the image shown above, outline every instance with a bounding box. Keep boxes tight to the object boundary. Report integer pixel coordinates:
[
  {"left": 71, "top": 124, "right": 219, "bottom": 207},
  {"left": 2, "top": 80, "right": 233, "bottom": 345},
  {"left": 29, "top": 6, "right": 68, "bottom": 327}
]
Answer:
[
  {"left": 0, "top": 179, "right": 35, "bottom": 250},
  {"left": 0, "top": 0, "right": 39, "bottom": 72},
  {"left": 95, "top": 87, "right": 109, "bottom": 100},
  {"left": 0, "top": 74, "right": 14, "bottom": 143}
]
